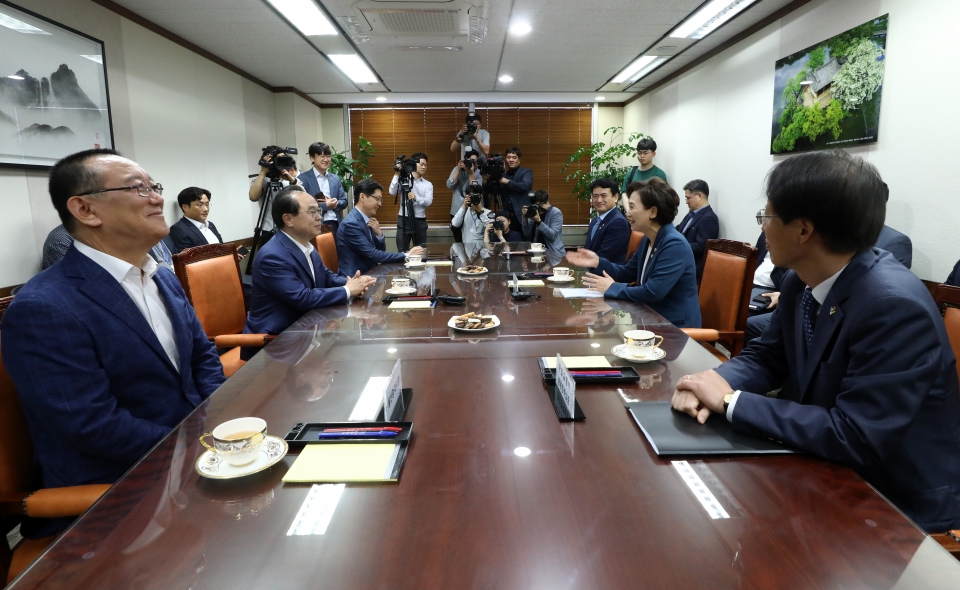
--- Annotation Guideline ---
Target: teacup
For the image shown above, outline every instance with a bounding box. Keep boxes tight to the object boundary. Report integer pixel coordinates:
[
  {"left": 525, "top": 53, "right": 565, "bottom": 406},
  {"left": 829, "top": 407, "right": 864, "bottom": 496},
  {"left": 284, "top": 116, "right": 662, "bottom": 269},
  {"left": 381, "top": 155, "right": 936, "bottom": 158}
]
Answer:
[
  {"left": 624, "top": 329, "right": 664, "bottom": 358},
  {"left": 553, "top": 267, "right": 572, "bottom": 279},
  {"left": 531, "top": 256, "right": 544, "bottom": 264},
  {"left": 408, "top": 254, "right": 422, "bottom": 265},
  {"left": 200, "top": 417, "right": 267, "bottom": 467},
  {"left": 392, "top": 276, "right": 412, "bottom": 290},
  {"left": 531, "top": 243, "right": 545, "bottom": 252}
]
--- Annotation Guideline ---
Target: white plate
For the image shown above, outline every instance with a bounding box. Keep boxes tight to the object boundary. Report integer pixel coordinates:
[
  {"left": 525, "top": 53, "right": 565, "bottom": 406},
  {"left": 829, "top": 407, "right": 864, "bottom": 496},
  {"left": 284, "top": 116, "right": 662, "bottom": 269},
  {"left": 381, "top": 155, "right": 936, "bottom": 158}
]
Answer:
[
  {"left": 195, "top": 435, "right": 288, "bottom": 480},
  {"left": 405, "top": 261, "right": 426, "bottom": 268},
  {"left": 456, "top": 267, "right": 488, "bottom": 275},
  {"left": 447, "top": 314, "right": 500, "bottom": 331},
  {"left": 611, "top": 344, "right": 666, "bottom": 363},
  {"left": 547, "top": 275, "right": 576, "bottom": 282},
  {"left": 527, "top": 249, "right": 546, "bottom": 254},
  {"left": 386, "top": 287, "right": 417, "bottom": 295}
]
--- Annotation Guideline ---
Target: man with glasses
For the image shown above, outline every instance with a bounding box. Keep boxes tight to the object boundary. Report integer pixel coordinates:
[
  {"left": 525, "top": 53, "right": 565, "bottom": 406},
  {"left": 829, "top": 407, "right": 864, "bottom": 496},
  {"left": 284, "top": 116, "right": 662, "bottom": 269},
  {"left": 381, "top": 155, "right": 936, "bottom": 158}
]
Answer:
[
  {"left": 620, "top": 138, "right": 667, "bottom": 196},
  {"left": 169, "top": 187, "right": 223, "bottom": 253},
  {"left": 299, "top": 142, "right": 348, "bottom": 236},
  {"left": 672, "top": 150, "right": 960, "bottom": 534},
  {"left": 2, "top": 148, "right": 226, "bottom": 539},
  {"left": 337, "top": 178, "right": 425, "bottom": 277},
  {"left": 583, "top": 178, "right": 631, "bottom": 266},
  {"left": 245, "top": 185, "right": 376, "bottom": 340},
  {"left": 675, "top": 179, "right": 719, "bottom": 283}
]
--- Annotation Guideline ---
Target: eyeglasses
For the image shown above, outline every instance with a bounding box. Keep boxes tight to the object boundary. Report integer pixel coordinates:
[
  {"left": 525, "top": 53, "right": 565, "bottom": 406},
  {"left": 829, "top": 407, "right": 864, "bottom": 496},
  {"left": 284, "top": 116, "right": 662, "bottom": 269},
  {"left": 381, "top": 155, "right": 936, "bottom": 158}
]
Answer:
[
  {"left": 364, "top": 195, "right": 383, "bottom": 203},
  {"left": 195, "top": 202, "right": 210, "bottom": 210},
  {"left": 756, "top": 209, "right": 779, "bottom": 226},
  {"left": 304, "top": 208, "right": 322, "bottom": 218},
  {"left": 685, "top": 193, "right": 700, "bottom": 200},
  {"left": 79, "top": 183, "right": 163, "bottom": 198},
  {"left": 637, "top": 150, "right": 653, "bottom": 157},
  {"left": 313, "top": 154, "right": 332, "bottom": 160}
]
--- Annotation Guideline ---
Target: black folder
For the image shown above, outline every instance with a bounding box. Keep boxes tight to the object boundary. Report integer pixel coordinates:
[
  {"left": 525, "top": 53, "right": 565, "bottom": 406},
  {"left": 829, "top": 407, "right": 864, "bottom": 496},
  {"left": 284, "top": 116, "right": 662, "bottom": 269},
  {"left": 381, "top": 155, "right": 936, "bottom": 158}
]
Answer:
[{"left": 627, "top": 401, "right": 797, "bottom": 456}]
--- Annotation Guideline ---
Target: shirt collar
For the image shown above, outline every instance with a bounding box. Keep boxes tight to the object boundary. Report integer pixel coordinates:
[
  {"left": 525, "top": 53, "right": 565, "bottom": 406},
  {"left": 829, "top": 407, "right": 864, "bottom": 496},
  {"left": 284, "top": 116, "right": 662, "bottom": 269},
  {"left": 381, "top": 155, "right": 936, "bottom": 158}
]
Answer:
[
  {"left": 596, "top": 209, "right": 612, "bottom": 222},
  {"left": 357, "top": 208, "right": 371, "bottom": 224},
  {"left": 314, "top": 167, "right": 328, "bottom": 180},
  {"left": 186, "top": 216, "right": 207, "bottom": 230},
  {"left": 281, "top": 230, "right": 315, "bottom": 255},
  {"left": 809, "top": 263, "right": 849, "bottom": 305},
  {"left": 74, "top": 240, "right": 158, "bottom": 283}
]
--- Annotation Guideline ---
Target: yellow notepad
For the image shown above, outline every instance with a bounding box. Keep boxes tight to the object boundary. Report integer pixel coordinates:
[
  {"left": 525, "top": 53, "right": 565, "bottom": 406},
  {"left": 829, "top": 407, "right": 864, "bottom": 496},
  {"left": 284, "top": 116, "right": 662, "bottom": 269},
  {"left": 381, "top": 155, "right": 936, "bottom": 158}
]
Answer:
[
  {"left": 515, "top": 280, "right": 545, "bottom": 287},
  {"left": 282, "top": 444, "right": 400, "bottom": 483},
  {"left": 426, "top": 260, "right": 453, "bottom": 266},
  {"left": 388, "top": 301, "right": 434, "bottom": 310},
  {"left": 541, "top": 356, "right": 612, "bottom": 369}
]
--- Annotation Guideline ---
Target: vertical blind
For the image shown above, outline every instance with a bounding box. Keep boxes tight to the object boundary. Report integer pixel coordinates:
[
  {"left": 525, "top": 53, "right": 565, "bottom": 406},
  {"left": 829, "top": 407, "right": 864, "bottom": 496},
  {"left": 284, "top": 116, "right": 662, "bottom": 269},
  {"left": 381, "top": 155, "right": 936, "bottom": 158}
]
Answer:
[{"left": 349, "top": 106, "right": 593, "bottom": 224}]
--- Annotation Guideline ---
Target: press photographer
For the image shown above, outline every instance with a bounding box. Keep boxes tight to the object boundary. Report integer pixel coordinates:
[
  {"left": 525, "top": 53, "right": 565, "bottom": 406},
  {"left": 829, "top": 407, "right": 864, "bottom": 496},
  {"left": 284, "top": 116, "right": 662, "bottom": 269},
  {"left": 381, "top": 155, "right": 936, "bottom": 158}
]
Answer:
[
  {"left": 248, "top": 145, "right": 300, "bottom": 263},
  {"left": 446, "top": 149, "right": 482, "bottom": 242},
  {"left": 389, "top": 152, "right": 433, "bottom": 251},
  {"left": 522, "top": 190, "right": 564, "bottom": 253},
  {"left": 498, "top": 147, "right": 533, "bottom": 230},
  {"left": 451, "top": 182, "right": 493, "bottom": 244},
  {"left": 449, "top": 113, "right": 490, "bottom": 163},
  {"left": 484, "top": 209, "right": 523, "bottom": 246}
]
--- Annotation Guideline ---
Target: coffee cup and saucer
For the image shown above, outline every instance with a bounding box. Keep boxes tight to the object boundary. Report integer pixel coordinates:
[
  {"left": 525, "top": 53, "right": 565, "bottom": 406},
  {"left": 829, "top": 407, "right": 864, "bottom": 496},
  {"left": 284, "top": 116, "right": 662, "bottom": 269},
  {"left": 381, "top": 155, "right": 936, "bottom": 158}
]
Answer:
[
  {"left": 527, "top": 242, "right": 546, "bottom": 254},
  {"left": 405, "top": 254, "right": 426, "bottom": 268},
  {"left": 386, "top": 276, "right": 417, "bottom": 295},
  {"left": 547, "top": 267, "right": 575, "bottom": 283},
  {"left": 611, "top": 330, "right": 666, "bottom": 363},
  {"left": 195, "top": 417, "right": 288, "bottom": 479}
]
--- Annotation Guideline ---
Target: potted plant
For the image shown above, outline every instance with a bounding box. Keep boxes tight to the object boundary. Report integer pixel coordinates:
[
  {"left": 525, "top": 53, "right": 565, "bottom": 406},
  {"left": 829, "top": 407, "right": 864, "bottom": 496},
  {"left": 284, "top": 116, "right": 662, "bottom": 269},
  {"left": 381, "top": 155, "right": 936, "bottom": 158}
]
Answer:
[
  {"left": 562, "top": 126, "right": 652, "bottom": 216},
  {"left": 329, "top": 136, "right": 374, "bottom": 196}
]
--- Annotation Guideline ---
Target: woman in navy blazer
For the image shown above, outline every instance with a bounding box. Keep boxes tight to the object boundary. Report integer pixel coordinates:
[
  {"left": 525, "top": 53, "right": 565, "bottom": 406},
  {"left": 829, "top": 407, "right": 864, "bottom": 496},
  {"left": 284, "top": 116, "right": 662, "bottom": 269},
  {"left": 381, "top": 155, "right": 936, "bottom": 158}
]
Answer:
[{"left": 569, "top": 178, "right": 701, "bottom": 328}]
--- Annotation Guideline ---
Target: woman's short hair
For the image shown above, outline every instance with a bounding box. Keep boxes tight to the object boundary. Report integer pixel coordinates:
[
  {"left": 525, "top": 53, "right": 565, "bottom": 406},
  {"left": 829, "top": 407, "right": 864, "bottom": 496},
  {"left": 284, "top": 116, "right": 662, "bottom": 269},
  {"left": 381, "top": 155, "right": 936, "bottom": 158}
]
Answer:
[{"left": 626, "top": 177, "right": 680, "bottom": 225}]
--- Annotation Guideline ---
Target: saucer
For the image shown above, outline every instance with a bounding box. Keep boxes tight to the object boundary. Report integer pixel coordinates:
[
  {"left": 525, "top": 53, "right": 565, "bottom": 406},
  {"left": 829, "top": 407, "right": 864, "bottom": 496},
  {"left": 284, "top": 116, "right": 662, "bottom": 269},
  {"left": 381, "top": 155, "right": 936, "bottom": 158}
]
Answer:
[
  {"left": 386, "top": 287, "right": 417, "bottom": 295},
  {"left": 195, "top": 435, "right": 288, "bottom": 480},
  {"left": 611, "top": 344, "right": 666, "bottom": 363},
  {"left": 527, "top": 249, "right": 546, "bottom": 254},
  {"left": 405, "top": 261, "right": 426, "bottom": 268},
  {"left": 547, "top": 275, "right": 575, "bottom": 282}
]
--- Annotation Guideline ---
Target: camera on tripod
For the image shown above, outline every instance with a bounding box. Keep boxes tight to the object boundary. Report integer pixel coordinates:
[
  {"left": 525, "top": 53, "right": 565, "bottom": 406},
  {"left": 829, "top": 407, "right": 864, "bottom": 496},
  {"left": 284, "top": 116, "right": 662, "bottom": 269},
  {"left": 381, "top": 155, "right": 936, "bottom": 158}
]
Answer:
[
  {"left": 482, "top": 153, "right": 505, "bottom": 181},
  {"left": 394, "top": 154, "right": 417, "bottom": 199},
  {"left": 457, "top": 114, "right": 479, "bottom": 142},
  {"left": 258, "top": 145, "right": 298, "bottom": 181}
]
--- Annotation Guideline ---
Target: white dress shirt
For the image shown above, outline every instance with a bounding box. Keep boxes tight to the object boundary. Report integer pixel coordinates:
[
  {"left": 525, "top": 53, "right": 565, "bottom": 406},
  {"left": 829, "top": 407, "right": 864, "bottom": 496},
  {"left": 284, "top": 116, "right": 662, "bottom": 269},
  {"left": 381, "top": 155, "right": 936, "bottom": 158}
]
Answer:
[
  {"left": 282, "top": 231, "right": 351, "bottom": 299},
  {"left": 389, "top": 175, "right": 434, "bottom": 218},
  {"left": 74, "top": 241, "right": 181, "bottom": 372},
  {"left": 186, "top": 217, "right": 220, "bottom": 245},
  {"left": 753, "top": 252, "right": 776, "bottom": 288},
  {"left": 313, "top": 168, "right": 337, "bottom": 222}
]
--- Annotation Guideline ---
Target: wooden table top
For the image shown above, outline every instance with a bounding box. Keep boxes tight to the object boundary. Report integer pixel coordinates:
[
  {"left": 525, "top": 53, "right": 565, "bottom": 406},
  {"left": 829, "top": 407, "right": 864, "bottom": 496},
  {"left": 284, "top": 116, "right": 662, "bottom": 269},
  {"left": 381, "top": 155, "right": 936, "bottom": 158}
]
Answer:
[{"left": 10, "top": 245, "right": 960, "bottom": 589}]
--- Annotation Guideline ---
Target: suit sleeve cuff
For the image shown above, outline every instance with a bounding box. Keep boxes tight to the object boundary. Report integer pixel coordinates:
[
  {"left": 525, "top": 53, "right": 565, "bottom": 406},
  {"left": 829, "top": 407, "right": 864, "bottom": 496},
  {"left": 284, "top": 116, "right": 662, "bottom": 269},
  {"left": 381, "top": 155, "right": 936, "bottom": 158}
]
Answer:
[
  {"left": 726, "top": 390, "right": 742, "bottom": 422},
  {"left": 342, "top": 286, "right": 352, "bottom": 300}
]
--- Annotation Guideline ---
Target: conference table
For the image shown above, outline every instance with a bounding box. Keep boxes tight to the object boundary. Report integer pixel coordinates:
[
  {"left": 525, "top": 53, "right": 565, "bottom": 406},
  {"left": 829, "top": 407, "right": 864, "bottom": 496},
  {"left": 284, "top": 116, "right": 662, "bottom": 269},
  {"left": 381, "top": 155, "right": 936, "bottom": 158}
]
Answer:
[{"left": 9, "top": 242, "right": 960, "bottom": 589}]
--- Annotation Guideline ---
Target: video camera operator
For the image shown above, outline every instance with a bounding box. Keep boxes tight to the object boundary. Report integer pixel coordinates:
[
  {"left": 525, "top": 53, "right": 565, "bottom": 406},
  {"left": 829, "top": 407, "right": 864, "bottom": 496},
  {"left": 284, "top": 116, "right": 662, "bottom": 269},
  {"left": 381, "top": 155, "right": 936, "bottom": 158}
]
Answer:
[
  {"left": 446, "top": 149, "right": 482, "bottom": 242},
  {"left": 249, "top": 146, "right": 300, "bottom": 247},
  {"left": 522, "top": 190, "right": 564, "bottom": 253},
  {"left": 388, "top": 152, "right": 432, "bottom": 251},
  {"left": 449, "top": 113, "right": 490, "bottom": 164},
  {"left": 498, "top": 147, "right": 533, "bottom": 231},
  {"left": 484, "top": 209, "right": 523, "bottom": 247},
  {"left": 451, "top": 182, "right": 493, "bottom": 244}
]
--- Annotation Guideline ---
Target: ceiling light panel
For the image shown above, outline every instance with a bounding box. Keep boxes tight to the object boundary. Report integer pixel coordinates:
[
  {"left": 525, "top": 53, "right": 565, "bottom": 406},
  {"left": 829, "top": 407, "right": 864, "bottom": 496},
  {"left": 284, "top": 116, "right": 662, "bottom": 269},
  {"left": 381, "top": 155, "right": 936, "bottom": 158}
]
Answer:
[
  {"left": 265, "top": 0, "right": 338, "bottom": 36},
  {"left": 328, "top": 54, "right": 378, "bottom": 83},
  {"left": 670, "top": 0, "right": 759, "bottom": 39},
  {"left": 612, "top": 55, "right": 657, "bottom": 83}
]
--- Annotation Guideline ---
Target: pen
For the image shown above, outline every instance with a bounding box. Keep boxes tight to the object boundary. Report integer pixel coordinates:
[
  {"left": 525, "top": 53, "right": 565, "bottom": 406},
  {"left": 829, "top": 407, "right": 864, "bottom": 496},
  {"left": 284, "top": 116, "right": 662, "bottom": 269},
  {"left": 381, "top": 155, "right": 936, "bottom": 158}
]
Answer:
[
  {"left": 318, "top": 431, "right": 400, "bottom": 439},
  {"left": 322, "top": 426, "right": 403, "bottom": 433}
]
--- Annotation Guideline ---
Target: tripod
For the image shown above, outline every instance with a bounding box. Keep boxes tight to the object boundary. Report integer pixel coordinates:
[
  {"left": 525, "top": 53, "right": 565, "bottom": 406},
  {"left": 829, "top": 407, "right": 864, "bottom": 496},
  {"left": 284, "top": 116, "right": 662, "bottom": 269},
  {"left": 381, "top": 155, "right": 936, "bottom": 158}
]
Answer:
[
  {"left": 246, "top": 178, "right": 283, "bottom": 275},
  {"left": 395, "top": 174, "right": 419, "bottom": 251}
]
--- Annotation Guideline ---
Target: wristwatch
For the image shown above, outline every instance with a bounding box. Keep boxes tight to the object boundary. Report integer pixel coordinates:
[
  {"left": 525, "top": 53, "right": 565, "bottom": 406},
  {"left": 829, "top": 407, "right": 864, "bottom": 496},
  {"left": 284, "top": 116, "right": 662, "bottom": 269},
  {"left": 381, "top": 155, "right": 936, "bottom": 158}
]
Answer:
[{"left": 722, "top": 391, "right": 739, "bottom": 413}]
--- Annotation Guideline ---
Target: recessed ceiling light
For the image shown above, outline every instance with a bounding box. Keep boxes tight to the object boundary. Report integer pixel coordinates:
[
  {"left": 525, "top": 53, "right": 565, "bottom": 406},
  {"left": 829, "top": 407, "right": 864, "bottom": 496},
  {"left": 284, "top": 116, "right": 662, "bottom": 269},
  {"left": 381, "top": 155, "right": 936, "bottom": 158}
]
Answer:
[
  {"left": 514, "top": 447, "right": 531, "bottom": 457},
  {"left": 6, "top": 75, "right": 24, "bottom": 80},
  {"left": 595, "top": 96, "right": 606, "bottom": 101},
  {"left": 498, "top": 74, "right": 513, "bottom": 83},
  {"left": 502, "top": 374, "right": 515, "bottom": 382},
  {"left": 376, "top": 96, "right": 387, "bottom": 102},
  {"left": 509, "top": 22, "right": 531, "bottom": 35},
  {"left": 670, "top": 0, "right": 759, "bottom": 40},
  {"left": 265, "top": 0, "right": 338, "bottom": 36},
  {"left": 328, "top": 54, "right": 378, "bottom": 83},
  {"left": 387, "top": 347, "right": 397, "bottom": 352}
]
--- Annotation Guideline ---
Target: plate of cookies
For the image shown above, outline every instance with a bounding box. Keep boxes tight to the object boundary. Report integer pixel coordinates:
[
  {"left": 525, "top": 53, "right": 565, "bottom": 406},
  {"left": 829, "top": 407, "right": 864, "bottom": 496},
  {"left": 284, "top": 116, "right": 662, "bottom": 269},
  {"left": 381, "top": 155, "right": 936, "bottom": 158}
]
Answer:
[{"left": 448, "top": 312, "right": 500, "bottom": 331}]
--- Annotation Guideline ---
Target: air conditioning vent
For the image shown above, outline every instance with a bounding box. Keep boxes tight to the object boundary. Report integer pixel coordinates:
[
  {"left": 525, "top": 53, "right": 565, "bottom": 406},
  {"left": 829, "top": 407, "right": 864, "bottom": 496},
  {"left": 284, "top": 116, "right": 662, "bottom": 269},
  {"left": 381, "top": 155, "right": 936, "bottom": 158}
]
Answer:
[
  {"left": 352, "top": 1, "right": 474, "bottom": 40},
  {"left": 374, "top": 9, "right": 459, "bottom": 34}
]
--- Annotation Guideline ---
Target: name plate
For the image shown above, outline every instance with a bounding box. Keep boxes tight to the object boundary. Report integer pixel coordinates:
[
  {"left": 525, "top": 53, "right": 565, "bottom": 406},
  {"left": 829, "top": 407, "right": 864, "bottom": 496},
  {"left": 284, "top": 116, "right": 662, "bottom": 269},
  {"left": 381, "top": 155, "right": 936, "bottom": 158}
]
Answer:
[
  {"left": 555, "top": 354, "right": 576, "bottom": 419},
  {"left": 383, "top": 360, "right": 404, "bottom": 422}
]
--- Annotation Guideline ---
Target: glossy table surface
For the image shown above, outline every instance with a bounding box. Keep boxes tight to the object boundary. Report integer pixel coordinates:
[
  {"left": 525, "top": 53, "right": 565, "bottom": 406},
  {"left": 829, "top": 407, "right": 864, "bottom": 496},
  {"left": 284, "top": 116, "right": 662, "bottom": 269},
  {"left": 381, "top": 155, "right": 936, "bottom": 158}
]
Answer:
[{"left": 11, "top": 243, "right": 960, "bottom": 589}]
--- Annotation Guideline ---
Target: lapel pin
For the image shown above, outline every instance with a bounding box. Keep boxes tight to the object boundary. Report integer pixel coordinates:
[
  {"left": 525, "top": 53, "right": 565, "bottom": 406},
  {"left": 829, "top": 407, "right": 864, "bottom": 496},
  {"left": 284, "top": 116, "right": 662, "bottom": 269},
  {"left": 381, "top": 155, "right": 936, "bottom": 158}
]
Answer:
[{"left": 829, "top": 306, "right": 836, "bottom": 315}]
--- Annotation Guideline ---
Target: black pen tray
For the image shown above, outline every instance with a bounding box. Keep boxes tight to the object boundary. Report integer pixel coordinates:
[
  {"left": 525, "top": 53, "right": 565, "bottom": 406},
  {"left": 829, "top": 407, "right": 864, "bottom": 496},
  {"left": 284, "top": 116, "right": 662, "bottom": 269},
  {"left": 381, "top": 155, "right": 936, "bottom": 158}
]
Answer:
[
  {"left": 537, "top": 358, "right": 640, "bottom": 385},
  {"left": 284, "top": 421, "right": 413, "bottom": 450}
]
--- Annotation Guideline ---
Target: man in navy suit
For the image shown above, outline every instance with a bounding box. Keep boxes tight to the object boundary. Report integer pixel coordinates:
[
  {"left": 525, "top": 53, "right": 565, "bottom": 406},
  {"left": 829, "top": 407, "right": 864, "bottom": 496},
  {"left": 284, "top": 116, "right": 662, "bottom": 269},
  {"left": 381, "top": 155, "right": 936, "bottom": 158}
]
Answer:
[
  {"left": 336, "top": 178, "right": 425, "bottom": 278},
  {"left": 298, "top": 142, "right": 348, "bottom": 236},
  {"left": 672, "top": 150, "right": 960, "bottom": 533},
  {"left": 169, "top": 186, "right": 224, "bottom": 253},
  {"left": 245, "top": 185, "right": 375, "bottom": 341},
  {"left": 498, "top": 147, "right": 533, "bottom": 230},
  {"left": 675, "top": 179, "right": 719, "bottom": 283},
  {"left": 2, "top": 149, "right": 226, "bottom": 538},
  {"left": 583, "top": 178, "right": 631, "bottom": 266}
]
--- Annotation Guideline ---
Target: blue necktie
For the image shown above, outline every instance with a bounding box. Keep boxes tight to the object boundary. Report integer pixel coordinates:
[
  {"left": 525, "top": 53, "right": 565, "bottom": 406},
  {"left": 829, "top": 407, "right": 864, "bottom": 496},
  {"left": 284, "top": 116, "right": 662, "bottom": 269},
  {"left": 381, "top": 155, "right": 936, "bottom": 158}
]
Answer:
[
  {"left": 589, "top": 218, "right": 599, "bottom": 240},
  {"left": 800, "top": 288, "right": 818, "bottom": 348}
]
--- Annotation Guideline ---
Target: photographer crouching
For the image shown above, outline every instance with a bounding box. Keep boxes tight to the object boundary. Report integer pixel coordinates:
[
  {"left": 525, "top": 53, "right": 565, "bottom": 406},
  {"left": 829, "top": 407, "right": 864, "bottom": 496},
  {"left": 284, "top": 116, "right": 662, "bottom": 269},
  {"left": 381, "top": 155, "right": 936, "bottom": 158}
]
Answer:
[
  {"left": 522, "top": 190, "right": 564, "bottom": 253},
  {"left": 451, "top": 182, "right": 494, "bottom": 244},
  {"left": 389, "top": 152, "right": 432, "bottom": 251},
  {"left": 446, "top": 149, "right": 482, "bottom": 242},
  {"left": 484, "top": 210, "right": 523, "bottom": 248},
  {"left": 248, "top": 145, "right": 300, "bottom": 264}
]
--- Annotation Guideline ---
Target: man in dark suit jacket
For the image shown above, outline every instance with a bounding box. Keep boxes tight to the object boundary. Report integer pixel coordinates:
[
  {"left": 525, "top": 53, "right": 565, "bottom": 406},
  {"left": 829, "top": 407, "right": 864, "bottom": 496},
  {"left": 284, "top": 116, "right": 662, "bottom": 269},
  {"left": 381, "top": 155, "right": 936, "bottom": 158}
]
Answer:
[
  {"left": 675, "top": 179, "right": 719, "bottom": 283},
  {"left": 583, "top": 178, "right": 631, "bottom": 266},
  {"left": 672, "top": 150, "right": 960, "bottom": 533},
  {"left": 298, "top": 142, "right": 348, "bottom": 235},
  {"left": 245, "top": 185, "right": 375, "bottom": 340},
  {"left": 874, "top": 224, "right": 912, "bottom": 269},
  {"left": 336, "top": 178, "right": 425, "bottom": 278},
  {"left": 169, "top": 186, "right": 223, "bottom": 253},
  {"left": 2, "top": 149, "right": 225, "bottom": 538},
  {"left": 498, "top": 147, "right": 533, "bottom": 229}
]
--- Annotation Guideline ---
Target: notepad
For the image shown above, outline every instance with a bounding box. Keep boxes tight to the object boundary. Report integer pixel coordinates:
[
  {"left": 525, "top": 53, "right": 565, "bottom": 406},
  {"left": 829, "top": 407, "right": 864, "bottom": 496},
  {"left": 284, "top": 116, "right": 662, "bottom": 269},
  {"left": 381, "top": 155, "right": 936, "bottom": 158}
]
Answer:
[
  {"left": 515, "top": 280, "right": 545, "bottom": 287},
  {"left": 540, "top": 356, "right": 612, "bottom": 369},
  {"left": 426, "top": 260, "right": 453, "bottom": 266},
  {"left": 282, "top": 444, "right": 401, "bottom": 483},
  {"left": 558, "top": 288, "right": 603, "bottom": 298},
  {"left": 388, "top": 301, "right": 435, "bottom": 310}
]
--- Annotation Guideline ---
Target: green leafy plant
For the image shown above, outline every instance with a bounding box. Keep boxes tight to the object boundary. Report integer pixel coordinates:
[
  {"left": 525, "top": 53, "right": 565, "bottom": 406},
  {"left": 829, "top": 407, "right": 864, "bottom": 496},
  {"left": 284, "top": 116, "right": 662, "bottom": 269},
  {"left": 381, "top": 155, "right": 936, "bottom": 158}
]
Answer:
[
  {"left": 562, "top": 126, "right": 651, "bottom": 211},
  {"left": 329, "top": 136, "right": 374, "bottom": 194}
]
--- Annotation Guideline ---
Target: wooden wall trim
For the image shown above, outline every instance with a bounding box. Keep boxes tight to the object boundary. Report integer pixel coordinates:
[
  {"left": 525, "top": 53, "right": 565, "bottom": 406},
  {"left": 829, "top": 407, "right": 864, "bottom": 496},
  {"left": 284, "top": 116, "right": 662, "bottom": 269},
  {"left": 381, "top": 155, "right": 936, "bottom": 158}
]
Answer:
[{"left": 273, "top": 87, "right": 324, "bottom": 109}]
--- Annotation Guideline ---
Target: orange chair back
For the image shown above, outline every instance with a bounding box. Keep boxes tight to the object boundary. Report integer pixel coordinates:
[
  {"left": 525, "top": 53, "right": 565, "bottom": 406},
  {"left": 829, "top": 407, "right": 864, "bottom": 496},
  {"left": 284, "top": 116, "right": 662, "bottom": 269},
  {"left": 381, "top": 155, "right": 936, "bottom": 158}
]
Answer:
[
  {"left": 173, "top": 244, "right": 246, "bottom": 338},
  {"left": 626, "top": 231, "right": 644, "bottom": 261},
  {"left": 698, "top": 240, "right": 757, "bottom": 355},
  {"left": 314, "top": 233, "right": 339, "bottom": 274},
  {"left": 934, "top": 284, "right": 960, "bottom": 386}
]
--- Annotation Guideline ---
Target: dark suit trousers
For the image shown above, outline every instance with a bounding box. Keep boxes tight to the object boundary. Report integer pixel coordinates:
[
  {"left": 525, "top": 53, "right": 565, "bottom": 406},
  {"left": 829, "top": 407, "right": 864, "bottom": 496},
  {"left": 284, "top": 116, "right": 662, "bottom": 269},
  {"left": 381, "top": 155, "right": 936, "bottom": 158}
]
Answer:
[
  {"left": 450, "top": 214, "right": 463, "bottom": 243},
  {"left": 323, "top": 221, "right": 339, "bottom": 236},
  {"left": 397, "top": 217, "right": 428, "bottom": 251}
]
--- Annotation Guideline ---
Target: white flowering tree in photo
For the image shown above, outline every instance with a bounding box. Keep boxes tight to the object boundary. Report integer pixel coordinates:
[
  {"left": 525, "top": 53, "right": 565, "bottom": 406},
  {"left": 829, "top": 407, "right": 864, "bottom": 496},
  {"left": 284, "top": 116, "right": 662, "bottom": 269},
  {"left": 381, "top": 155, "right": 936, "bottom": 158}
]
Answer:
[{"left": 831, "top": 38, "right": 886, "bottom": 131}]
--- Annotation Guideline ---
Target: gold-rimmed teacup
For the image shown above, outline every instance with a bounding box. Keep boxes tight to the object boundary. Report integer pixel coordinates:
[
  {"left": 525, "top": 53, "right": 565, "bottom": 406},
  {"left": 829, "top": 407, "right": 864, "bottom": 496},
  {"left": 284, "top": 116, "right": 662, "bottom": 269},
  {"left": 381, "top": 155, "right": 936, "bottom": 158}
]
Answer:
[{"left": 199, "top": 417, "right": 267, "bottom": 467}]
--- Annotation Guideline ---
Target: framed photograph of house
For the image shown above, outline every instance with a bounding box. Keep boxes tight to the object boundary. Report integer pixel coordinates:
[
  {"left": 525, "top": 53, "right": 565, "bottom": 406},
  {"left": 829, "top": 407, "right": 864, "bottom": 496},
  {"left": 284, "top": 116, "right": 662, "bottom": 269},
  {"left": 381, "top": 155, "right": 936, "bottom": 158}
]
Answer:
[
  {"left": 0, "top": 0, "right": 114, "bottom": 168},
  {"left": 770, "top": 14, "right": 888, "bottom": 154}
]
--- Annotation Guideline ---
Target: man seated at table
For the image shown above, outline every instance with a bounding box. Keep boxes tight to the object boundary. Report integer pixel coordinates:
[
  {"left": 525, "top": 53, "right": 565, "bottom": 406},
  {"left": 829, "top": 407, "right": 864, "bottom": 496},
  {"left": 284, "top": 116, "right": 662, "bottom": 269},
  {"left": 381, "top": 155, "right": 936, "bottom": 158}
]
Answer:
[
  {"left": 245, "top": 185, "right": 376, "bottom": 342},
  {"left": 583, "top": 178, "right": 631, "bottom": 266},
  {"left": 336, "top": 178, "right": 424, "bottom": 277},
  {"left": 671, "top": 150, "right": 960, "bottom": 533},
  {"left": 169, "top": 186, "right": 223, "bottom": 253},
  {"left": 675, "top": 179, "right": 719, "bottom": 283},
  {"left": 568, "top": 178, "right": 701, "bottom": 329},
  {"left": 2, "top": 148, "right": 226, "bottom": 538}
]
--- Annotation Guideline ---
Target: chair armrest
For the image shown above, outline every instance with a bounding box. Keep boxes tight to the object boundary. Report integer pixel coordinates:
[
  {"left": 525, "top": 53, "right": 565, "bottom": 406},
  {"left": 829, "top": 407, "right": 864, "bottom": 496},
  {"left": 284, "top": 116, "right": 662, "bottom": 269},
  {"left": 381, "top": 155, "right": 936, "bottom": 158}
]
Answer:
[
  {"left": 681, "top": 328, "right": 719, "bottom": 341},
  {"left": 213, "top": 334, "right": 274, "bottom": 348},
  {"left": 1, "top": 484, "right": 112, "bottom": 519},
  {"left": 715, "top": 331, "right": 744, "bottom": 343}
]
